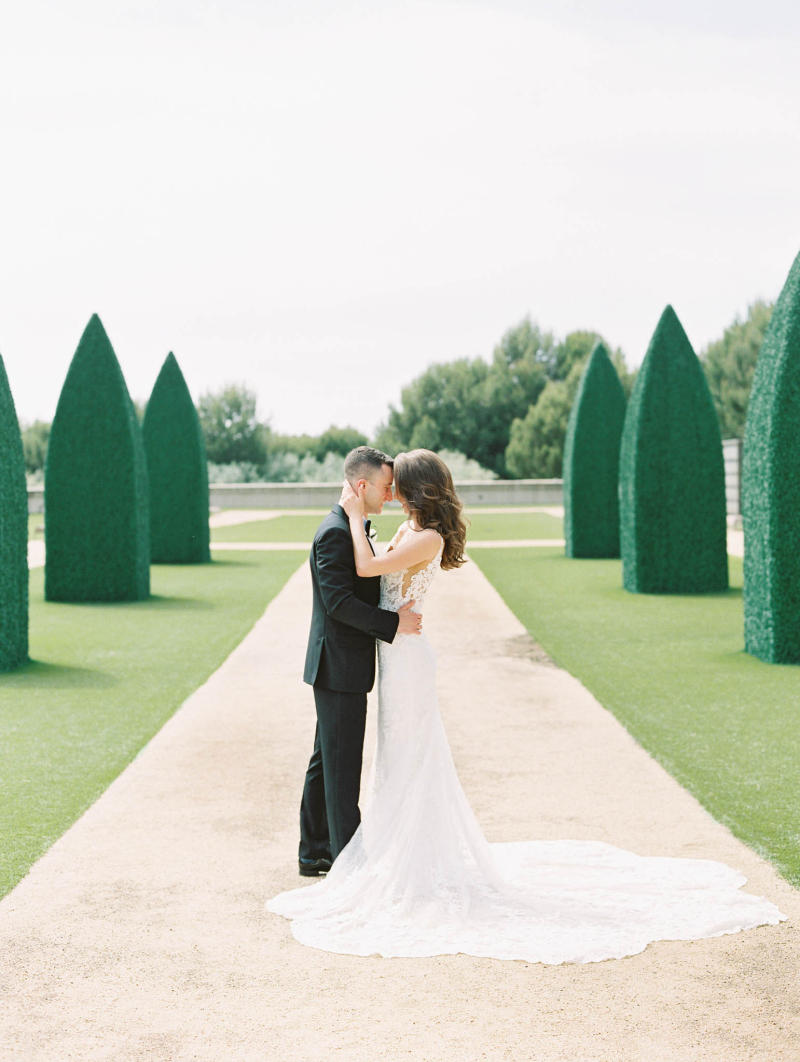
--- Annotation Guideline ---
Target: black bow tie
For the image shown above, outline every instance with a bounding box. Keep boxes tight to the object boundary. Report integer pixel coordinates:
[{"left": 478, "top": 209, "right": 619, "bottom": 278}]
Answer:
[{"left": 364, "top": 520, "right": 371, "bottom": 535}]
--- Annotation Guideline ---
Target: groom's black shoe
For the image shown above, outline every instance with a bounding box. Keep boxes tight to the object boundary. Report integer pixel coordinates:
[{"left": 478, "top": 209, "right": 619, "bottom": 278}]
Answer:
[{"left": 299, "top": 857, "right": 332, "bottom": 877}]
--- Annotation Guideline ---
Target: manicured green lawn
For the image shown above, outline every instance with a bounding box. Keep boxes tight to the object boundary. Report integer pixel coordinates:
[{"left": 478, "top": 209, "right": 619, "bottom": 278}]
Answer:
[
  {"left": 474, "top": 548, "right": 800, "bottom": 887},
  {"left": 464, "top": 512, "right": 563, "bottom": 540},
  {"left": 0, "top": 551, "right": 303, "bottom": 897},
  {"left": 28, "top": 514, "right": 44, "bottom": 539},
  {"left": 210, "top": 514, "right": 405, "bottom": 543},
  {"left": 210, "top": 511, "right": 564, "bottom": 543}
]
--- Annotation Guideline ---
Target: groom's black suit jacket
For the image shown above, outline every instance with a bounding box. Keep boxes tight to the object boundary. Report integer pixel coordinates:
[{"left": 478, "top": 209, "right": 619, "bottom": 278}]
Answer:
[{"left": 303, "top": 505, "right": 400, "bottom": 693}]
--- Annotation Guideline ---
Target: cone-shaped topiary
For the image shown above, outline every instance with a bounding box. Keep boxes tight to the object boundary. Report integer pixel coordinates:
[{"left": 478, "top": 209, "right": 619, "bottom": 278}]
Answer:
[
  {"left": 563, "top": 341, "right": 627, "bottom": 558},
  {"left": 742, "top": 249, "right": 800, "bottom": 662},
  {"left": 45, "top": 315, "right": 150, "bottom": 602},
  {"left": 142, "top": 352, "right": 210, "bottom": 564},
  {"left": 0, "top": 354, "right": 29, "bottom": 670},
  {"left": 619, "top": 305, "right": 727, "bottom": 594}
]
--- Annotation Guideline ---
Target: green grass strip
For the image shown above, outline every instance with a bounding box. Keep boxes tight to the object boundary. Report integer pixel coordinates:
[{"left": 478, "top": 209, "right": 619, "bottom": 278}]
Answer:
[
  {"left": 210, "top": 511, "right": 564, "bottom": 543},
  {"left": 0, "top": 551, "right": 303, "bottom": 897},
  {"left": 474, "top": 548, "right": 800, "bottom": 887}
]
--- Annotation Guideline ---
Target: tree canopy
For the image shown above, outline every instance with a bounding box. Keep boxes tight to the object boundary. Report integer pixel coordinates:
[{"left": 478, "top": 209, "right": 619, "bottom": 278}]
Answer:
[
  {"left": 503, "top": 329, "right": 630, "bottom": 478},
  {"left": 21, "top": 420, "right": 50, "bottom": 474},
  {"left": 375, "top": 319, "right": 629, "bottom": 477},
  {"left": 197, "top": 383, "right": 268, "bottom": 465},
  {"left": 702, "top": 300, "right": 773, "bottom": 440}
]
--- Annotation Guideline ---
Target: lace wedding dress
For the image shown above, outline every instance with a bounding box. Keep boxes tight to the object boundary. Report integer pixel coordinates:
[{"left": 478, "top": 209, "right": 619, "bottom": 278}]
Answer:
[{"left": 267, "top": 528, "right": 786, "bottom": 962}]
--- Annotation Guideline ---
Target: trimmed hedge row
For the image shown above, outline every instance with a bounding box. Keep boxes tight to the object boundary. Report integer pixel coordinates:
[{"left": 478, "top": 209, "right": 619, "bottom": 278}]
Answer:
[
  {"left": 45, "top": 315, "right": 150, "bottom": 602},
  {"left": 742, "top": 249, "right": 800, "bottom": 663},
  {"left": 0, "top": 353, "right": 28, "bottom": 670},
  {"left": 619, "top": 305, "right": 727, "bottom": 594},
  {"left": 563, "top": 341, "right": 626, "bottom": 558},
  {"left": 142, "top": 353, "right": 210, "bottom": 564}
]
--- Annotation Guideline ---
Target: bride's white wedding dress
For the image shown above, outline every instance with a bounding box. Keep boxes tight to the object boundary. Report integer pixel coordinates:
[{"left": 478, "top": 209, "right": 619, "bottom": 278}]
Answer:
[{"left": 267, "top": 528, "right": 786, "bottom": 962}]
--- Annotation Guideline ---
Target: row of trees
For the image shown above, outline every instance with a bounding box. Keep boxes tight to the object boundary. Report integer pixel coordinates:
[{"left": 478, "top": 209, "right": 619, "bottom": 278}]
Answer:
[
  {"left": 0, "top": 313, "right": 215, "bottom": 669},
  {"left": 373, "top": 324, "right": 633, "bottom": 479},
  {"left": 44, "top": 316, "right": 211, "bottom": 607},
  {"left": 21, "top": 301, "right": 773, "bottom": 485},
  {"left": 196, "top": 384, "right": 369, "bottom": 469},
  {"left": 562, "top": 310, "right": 728, "bottom": 595},
  {"left": 22, "top": 387, "right": 373, "bottom": 485},
  {"left": 375, "top": 302, "right": 772, "bottom": 480},
  {"left": 561, "top": 246, "right": 800, "bottom": 668},
  {"left": 198, "top": 389, "right": 371, "bottom": 483}
]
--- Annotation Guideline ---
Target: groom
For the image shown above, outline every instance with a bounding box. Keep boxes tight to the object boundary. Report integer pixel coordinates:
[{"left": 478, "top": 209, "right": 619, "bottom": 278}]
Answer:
[{"left": 298, "top": 446, "right": 422, "bottom": 876}]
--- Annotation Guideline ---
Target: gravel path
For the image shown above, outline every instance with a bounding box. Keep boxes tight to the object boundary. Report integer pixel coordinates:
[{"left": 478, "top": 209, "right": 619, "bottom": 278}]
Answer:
[{"left": 1, "top": 558, "right": 797, "bottom": 1061}]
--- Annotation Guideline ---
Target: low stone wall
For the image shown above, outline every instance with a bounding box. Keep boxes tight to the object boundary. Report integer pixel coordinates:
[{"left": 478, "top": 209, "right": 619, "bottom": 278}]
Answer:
[
  {"left": 205, "top": 479, "right": 564, "bottom": 510},
  {"left": 722, "top": 438, "right": 742, "bottom": 517},
  {"left": 26, "top": 479, "right": 564, "bottom": 514}
]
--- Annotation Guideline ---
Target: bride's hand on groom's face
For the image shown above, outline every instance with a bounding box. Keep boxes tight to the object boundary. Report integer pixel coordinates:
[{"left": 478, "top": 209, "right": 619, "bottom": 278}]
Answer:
[{"left": 340, "top": 479, "right": 365, "bottom": 519}]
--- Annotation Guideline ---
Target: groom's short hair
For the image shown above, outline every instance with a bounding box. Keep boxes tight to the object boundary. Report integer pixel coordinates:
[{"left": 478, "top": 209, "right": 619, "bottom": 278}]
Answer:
[{"left": 344, "top": 446, "right": 394, "bottom": 482}]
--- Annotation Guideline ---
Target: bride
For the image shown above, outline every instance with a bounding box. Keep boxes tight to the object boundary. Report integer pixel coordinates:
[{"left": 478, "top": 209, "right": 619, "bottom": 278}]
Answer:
[{"left": 267, "top": 449, "right": 786, "bottom": 962}]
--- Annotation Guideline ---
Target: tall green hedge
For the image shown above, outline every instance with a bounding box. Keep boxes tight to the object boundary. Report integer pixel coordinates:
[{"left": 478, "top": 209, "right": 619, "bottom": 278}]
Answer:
[
  {"left": 142, "top": 352, "right": 210, "bottom": 564},
  {"left": 619, "top": 305, "right": 727, "bottom": 594},
  {"left": 742, "top": 249, "right": 800, "bottom": 663},
  {"left": 563, "top": 341, "right": 626, "bottom": 558},
  {"left": 45, "top": 315, "right": 150, "bottom": 602},
  {"left": 0, "top": 354, "right": 28, "bottom": 670}
]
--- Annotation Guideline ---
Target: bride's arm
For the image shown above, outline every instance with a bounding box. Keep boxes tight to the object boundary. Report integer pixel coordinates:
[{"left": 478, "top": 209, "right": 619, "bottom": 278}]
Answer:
[
  {"left": 350, "top": 517, "right": 440, "bottom": 578},
  {"left": 341, "top": 481, "right": 441, "bottom": 578}
]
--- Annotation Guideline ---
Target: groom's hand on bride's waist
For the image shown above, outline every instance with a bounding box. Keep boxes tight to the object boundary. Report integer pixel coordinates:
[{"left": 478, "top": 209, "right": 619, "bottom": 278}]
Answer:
[{"left": 397, "top": 601, "right": 422, "bottom": 636}]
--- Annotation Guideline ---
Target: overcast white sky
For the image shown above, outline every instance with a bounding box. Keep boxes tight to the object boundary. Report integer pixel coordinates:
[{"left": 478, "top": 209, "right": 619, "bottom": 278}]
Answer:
[{"left": 2, "top": 0, "right": 800, "bottom": 436}]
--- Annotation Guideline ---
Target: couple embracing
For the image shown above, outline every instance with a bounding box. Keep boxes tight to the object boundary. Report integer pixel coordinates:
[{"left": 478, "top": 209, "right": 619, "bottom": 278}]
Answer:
[{"left": 267, "top": 447, "right": 784, "bottom": 963}]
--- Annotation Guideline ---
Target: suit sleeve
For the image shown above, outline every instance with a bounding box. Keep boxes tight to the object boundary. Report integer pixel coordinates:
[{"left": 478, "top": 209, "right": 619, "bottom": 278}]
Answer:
[{"left": 315, "top": 526, "right": 400, "bottom": 644}]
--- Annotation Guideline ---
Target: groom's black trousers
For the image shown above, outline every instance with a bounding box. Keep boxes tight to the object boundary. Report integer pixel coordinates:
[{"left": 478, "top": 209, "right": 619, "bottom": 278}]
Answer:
[{"left": 299, "top": 686, "right": 368, "bottom": 863}]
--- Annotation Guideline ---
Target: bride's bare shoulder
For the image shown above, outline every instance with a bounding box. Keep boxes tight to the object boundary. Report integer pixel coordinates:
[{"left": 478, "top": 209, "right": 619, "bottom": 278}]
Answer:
[{"left": 387, "top": 522, "right": 440, "bottom": 557}]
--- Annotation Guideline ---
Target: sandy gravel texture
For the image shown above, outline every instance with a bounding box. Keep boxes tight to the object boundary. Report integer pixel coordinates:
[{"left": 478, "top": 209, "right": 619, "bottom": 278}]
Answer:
[{"left": 1, "top": 560, "right": 797, "bottom": 1062}]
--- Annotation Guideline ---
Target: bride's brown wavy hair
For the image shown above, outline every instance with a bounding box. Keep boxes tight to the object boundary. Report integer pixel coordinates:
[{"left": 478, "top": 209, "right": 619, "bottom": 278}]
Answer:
[{"left": 393, "top": 450, "right": 468, "bottom": 570}]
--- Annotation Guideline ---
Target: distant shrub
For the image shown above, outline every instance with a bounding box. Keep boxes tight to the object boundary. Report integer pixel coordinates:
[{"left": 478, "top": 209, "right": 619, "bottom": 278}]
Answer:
[
  {"left": 563, "top": 342, "right": 626, "bottom": 558},
  {"left": 143, "top": 353, "right": 210, "bottom": 564},
  {"left": 21, "top": 420, "right": 50, "bottom": 473},
  {"left": 435, "top": 450, "right": 497, "bottom": 481},
  {"left": 45, "top": 315, "right": 150, "bottom": 602},
  {"left": 207, "top": 461, "right": 264, "bottom": 484},
  {"left": 0, "top": 353, "right": 28, "bottom": 670},
  {"left": 619, "top": 306, "right": 727, "bottom": 594},
  {"left": 743, "top": 250, "right": 800, "bottom": 662},
  {"left": 207, "top": 449, "right": 495, "bottom": 484},
  {"left": 197, "top": 383, "right": 267, "bottom": 465}
]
